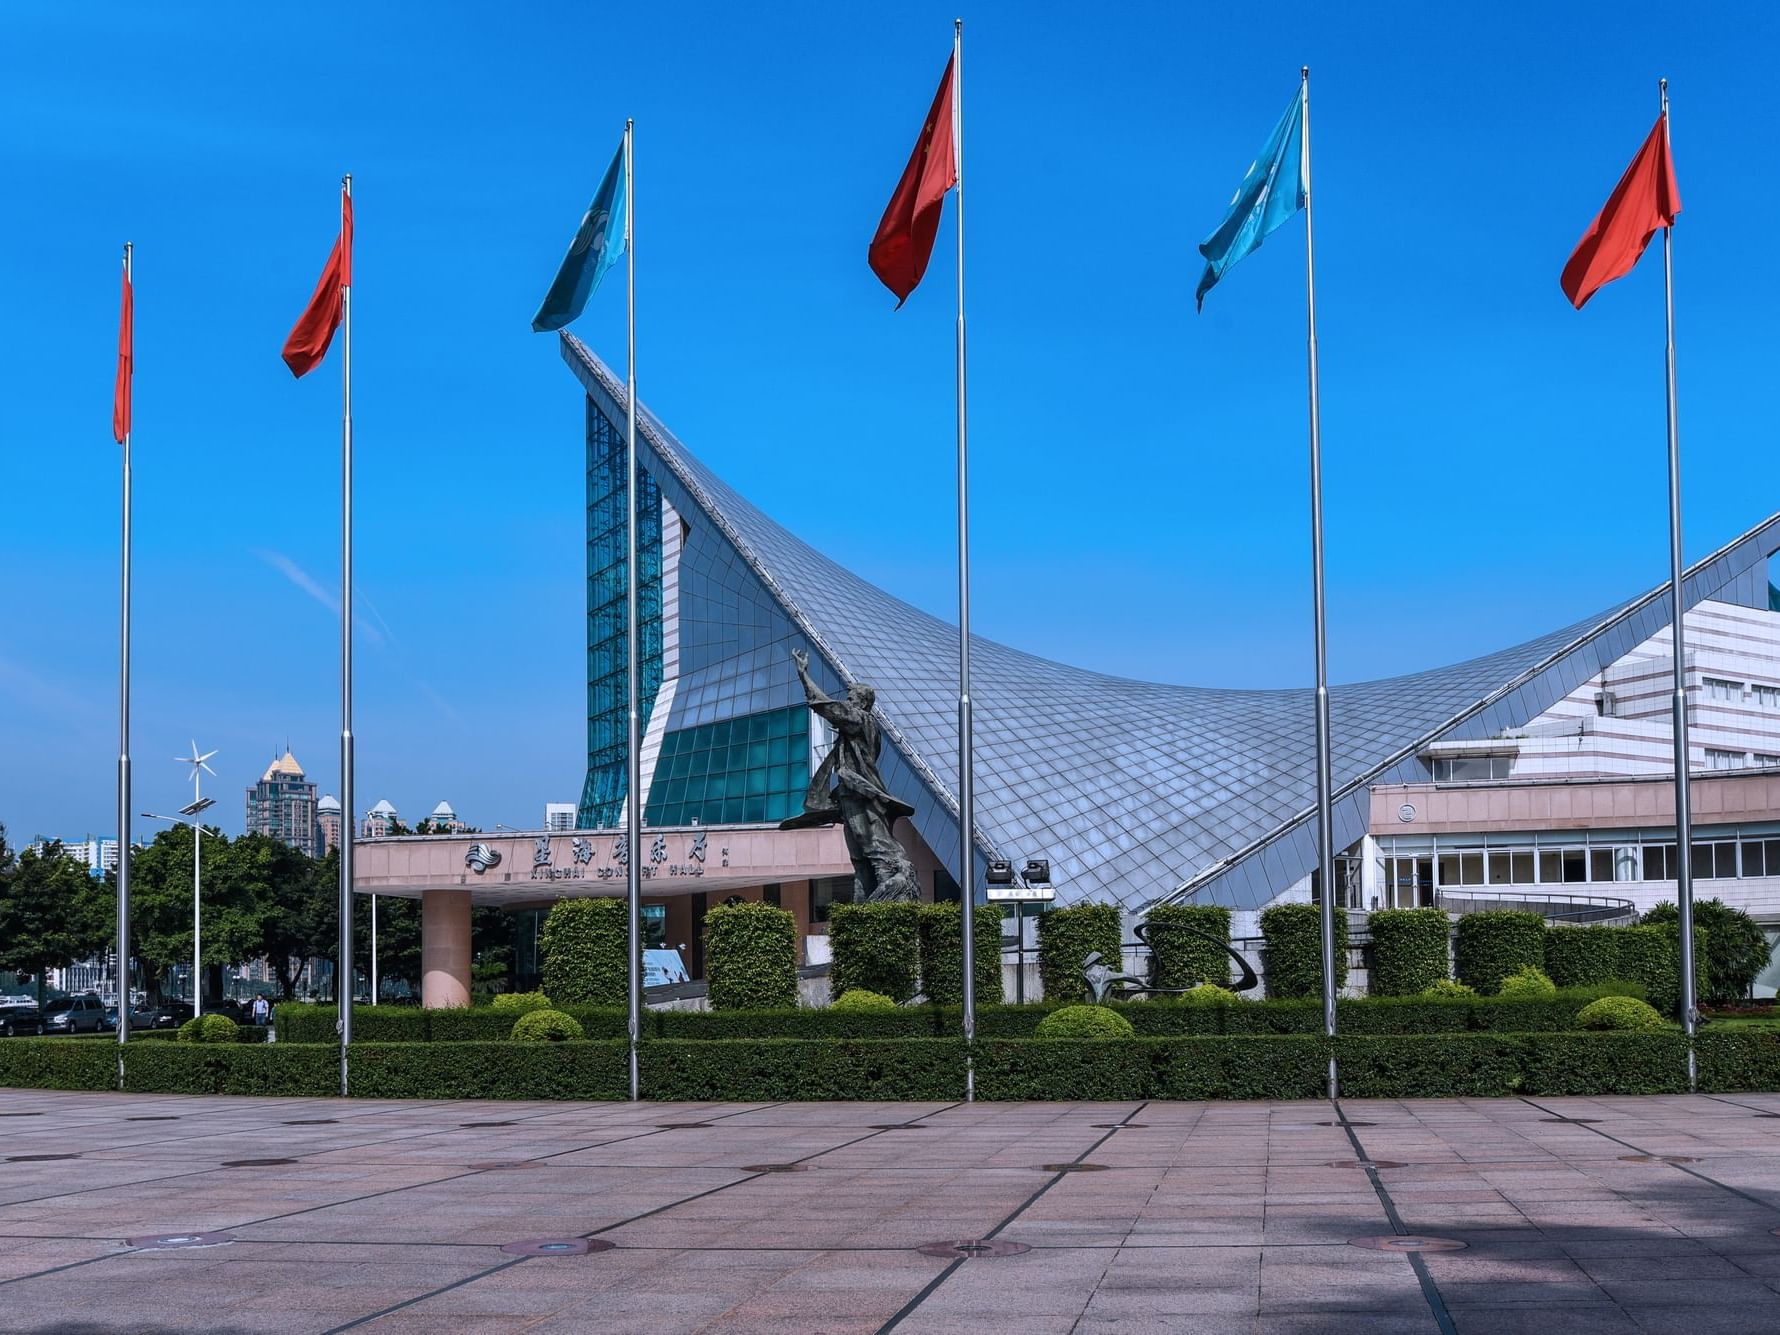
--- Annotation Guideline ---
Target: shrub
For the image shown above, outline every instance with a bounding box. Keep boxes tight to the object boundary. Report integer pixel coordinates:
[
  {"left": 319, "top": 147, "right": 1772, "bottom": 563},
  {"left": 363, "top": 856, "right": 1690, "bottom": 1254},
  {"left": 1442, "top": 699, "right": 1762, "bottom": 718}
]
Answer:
[
  {"left": 643, "top": 1038, "right": 965, "bottom": 1101},
  {"left": 917, "top": 903, "right": 1004, "bottom": 1005},
  {"left": 1146, "top": 905, "right": 1234, "bottom": 990},
  {"left": 1497, "top": 965, "right": 1558, "bottom": 999},
  {"left": 510, "top": 1009, "right": 585, "bottom": 1042},
  {"left": 1544, "top": 925, "right": 1623, "bottom": 988},
  {"left": 491, "top": 991, "right": 549, "bottom": 1014},
  {"left": 1520, "top": 1031, "right": 1690, "bottom": 1096},
  {"left": 1367, "top": 908, "right": 1451, "bottom": 995},
  {"left": 1181, "top": 983, "right": 1238, "bottom": 1004},
  {"left": 1614, "top": 922, "right": 1702, "bottom": 1017},
  {"left": 831, "top": 988, "right": 897, "bottom": 1012},
  {"left": 1454, "top": 910, "right": 1546, "bottom": 993},
  {"left": 1259, "top": 903, "right": 1347, "bottom": 999},
  {"left": 176, "top": 1014, "right": 240, "bottom": 1044},
  {"left": 705, "top": 902, "right": 798, "bottom": 1010},
  {"left": 829, "top": 903, "right": 921, "bottom": 1002},
  {"left": 1035, "top": 904, "right": 1123, "bottom": 1003},
  {"left": 1643, "top": 899, "right": 1771, "bottom": 1003},
  {"left": 1576, "top": 996, "right": 1667, "bottom": 1032},
  {"left": 1035, "top": 1004, "right": 1135, "bottom": 1040},
  {"left": 1423, "top": 979, "right": 1476, "bottom": 998},
  {"left": 540, "top": 898, "right": 628, "bottom": 1006}
]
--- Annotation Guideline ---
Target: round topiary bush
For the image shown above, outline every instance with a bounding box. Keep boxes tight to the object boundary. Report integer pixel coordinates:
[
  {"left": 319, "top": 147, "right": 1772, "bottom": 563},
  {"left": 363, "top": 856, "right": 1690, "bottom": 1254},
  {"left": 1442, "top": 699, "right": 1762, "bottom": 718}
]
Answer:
[
  {"left": 176, "top": 1013, "right": 240, "bottom": 1044},
  {"left": 1496, "top": 965, "right": 1558, "bottom": 999},
  {"left": 831, "top": 988, "right": 898, "bottom": 1012},
  {"left": 491, "top": 991, "right": 549, "bottom": 1014},
  {"left": 1180, "top": 983, "right": 1238, "bottom": 1004},
  {"left": 509, "top": 1009, "right": 586, "bottom": 1042},
  {"left": 1422, "top": 979, "right": 1477, "bottom": 998},
  {"left": 1035, "top": 1004, "right": 1136, "bottom": 1040},
  {"left": 1576, "top": 996, "right": 1668, "bottom": 1032}
]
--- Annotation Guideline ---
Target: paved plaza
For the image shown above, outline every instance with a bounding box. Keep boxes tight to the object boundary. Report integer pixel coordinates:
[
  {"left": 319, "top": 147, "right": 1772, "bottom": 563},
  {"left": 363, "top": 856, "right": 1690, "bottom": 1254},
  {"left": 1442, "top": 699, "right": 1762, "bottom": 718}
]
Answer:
[{"left": 6, "top": 1091, "right": 1780, "bottom": 1332}]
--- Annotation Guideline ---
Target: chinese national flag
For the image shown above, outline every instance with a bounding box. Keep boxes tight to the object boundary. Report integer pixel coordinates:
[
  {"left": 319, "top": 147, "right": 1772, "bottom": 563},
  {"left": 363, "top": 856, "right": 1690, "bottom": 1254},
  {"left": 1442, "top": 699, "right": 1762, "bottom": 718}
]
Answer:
[
  {"left": 868, "top": 54, "right": 958, "bottom": 306},
  {"left": 282, "top": 190, "right": 353, "bottom": 377},
  {"left": 112, "top": 261, "right": 132, "bottom": 444},
  {"left": 1561, "top": 115, "right": 1680, "bottom": 310}
]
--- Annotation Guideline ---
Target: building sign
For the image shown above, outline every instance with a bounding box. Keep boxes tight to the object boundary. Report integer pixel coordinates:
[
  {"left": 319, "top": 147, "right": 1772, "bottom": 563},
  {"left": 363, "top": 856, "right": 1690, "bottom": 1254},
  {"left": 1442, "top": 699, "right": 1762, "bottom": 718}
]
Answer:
[
  {"left": 522, "top": 831, "right": 711, "bottom": 883},
  {"left": 984, "top": 882, "right": 1056, "bottom": 903}
]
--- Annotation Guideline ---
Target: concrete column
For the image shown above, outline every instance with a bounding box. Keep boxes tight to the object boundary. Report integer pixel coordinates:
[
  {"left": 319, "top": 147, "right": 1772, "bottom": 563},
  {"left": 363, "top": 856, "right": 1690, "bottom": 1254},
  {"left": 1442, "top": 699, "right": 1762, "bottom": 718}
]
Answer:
[{"left": 421, "top": 888, "right": 473, "bottom": 1009}]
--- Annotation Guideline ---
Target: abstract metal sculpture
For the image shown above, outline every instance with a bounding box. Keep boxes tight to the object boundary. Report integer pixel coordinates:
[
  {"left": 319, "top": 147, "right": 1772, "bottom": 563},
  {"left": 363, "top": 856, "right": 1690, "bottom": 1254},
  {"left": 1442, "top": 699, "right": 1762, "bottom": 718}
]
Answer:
[{"left": 780, "top": 647, "right": 921, "bottom": 902}]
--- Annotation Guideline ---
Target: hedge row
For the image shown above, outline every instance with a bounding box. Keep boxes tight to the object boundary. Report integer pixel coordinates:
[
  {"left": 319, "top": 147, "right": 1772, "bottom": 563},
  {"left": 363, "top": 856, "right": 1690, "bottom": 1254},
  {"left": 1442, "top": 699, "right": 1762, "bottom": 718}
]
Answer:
[
  {"left": 10, "top": 1030, "right": 1780, "bottom": 1099},
  {"left": 275, "top": 986, "right": 1642, "bottom": 1044},
  {"left": 1260, "top": 903, "right": 1349, "bottom": 998}
]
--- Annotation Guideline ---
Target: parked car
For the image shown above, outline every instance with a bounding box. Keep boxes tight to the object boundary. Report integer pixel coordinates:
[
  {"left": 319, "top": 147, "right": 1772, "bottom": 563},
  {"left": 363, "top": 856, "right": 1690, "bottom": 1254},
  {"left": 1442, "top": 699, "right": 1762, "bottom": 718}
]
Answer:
[
  {"left": 129, "top": 1003, "right": 193, "bottom": 1031},
  {"left": 0, "top": 1006, "right": 45, "bottom": 1037},
  {"left": 43, "top": 995, "right": 107, "bottom": 1034},
  {"left": 103, "top": 1006, "right": 121, "bottom": 1032}
]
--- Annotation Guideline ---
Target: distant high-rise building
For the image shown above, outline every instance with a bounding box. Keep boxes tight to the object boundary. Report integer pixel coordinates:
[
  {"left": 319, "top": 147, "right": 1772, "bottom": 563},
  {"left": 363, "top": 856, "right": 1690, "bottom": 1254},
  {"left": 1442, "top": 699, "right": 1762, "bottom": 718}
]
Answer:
[
  {"left": 362, "top": 799, "right": 400, "bottom": 838},
  {"left": 544, "top": 803, "right": 576, "bottom": 832},
  {"left": 316, "top": 795, "right": 342, "bottom": 854},
  {"left": 26, "top": 836, "right": 118, "bottom": 877},
  {"left": 425, "top": 800, "right": 467, "bottom": 834},
  {"left": 245, "top": 751, "right": 319, "bottom": 857}
]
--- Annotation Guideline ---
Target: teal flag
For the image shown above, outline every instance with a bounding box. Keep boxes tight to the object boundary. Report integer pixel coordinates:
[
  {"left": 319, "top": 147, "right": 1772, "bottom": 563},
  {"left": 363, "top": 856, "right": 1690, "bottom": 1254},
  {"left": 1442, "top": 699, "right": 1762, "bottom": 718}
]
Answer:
[
  {"left": 1195, "top": 87, "right": 1306, "bottom": 310},
  {"left": 533, "top": 138, "right": 628, "bottom": 332}
]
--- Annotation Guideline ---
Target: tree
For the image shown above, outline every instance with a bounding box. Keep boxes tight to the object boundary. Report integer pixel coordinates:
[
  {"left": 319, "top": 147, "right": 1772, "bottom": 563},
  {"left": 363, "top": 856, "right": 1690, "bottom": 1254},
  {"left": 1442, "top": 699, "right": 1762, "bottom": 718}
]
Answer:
[
  {"left": 233, "top": 833, "right": 332, "bottom": 1000},
  {"left": 1643, "top": 899, "right": 1773, "bottom": 1003},
  {"left": 0, "top": 839, "right": 110, "bottom": 1006}
]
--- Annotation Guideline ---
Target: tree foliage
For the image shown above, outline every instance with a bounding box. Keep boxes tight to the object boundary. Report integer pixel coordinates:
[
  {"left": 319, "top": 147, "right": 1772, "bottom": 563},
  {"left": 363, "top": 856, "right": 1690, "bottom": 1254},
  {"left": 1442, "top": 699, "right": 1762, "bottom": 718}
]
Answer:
[
  {"left": 0, "top": 831, "right": 110, "bottom": 1004},
  {"left": 1642, "top": 899, "right": 1772, "bottom": 1003}
]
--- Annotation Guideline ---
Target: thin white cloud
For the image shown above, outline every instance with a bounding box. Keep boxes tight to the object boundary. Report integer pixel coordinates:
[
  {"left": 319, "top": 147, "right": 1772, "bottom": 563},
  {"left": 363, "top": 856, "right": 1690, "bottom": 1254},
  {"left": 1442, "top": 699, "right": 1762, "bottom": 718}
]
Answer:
[{"left": 255, "top": 549, "right": 384, "bottom": 646}]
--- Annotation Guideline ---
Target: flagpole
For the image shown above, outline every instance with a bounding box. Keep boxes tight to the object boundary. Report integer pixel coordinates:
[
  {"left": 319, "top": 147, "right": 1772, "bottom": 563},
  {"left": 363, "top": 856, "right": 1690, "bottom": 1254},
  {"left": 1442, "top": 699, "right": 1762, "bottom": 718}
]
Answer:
[
  {"left": 116, "top": 241, "right": 133, "bottom": 1081},
  {"left": 338, "top": 174, "right": 354, "bottom": 1098},
  {"left": 624, "top": 118, "right": 642, "bottom": 1104},
  {"left": 950, "top": 17, "right": 977, "bottom": 1101},
  {"left": 1659, "top": 79, "right": 1697, "bottom": 1087},
  {"left": 1299, "top": 67, "right": 1338, "bottom": 1100}
]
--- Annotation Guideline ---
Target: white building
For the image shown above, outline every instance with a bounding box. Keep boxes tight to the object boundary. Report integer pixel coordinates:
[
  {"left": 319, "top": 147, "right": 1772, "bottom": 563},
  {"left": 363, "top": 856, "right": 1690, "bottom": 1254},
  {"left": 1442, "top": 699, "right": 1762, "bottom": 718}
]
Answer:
[
  {"left": 543, "top": 803, "right": 577, "bottom": 832},
  {"left": 26, "top": 836, "right": 118, "bottom": 877}
]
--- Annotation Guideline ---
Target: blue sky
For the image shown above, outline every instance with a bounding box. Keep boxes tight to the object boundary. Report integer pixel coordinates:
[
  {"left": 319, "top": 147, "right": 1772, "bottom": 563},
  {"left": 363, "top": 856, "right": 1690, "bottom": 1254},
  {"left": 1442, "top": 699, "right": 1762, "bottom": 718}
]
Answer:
[{"left": 4, "top": 1, "right": 1777, "bottom": 840}]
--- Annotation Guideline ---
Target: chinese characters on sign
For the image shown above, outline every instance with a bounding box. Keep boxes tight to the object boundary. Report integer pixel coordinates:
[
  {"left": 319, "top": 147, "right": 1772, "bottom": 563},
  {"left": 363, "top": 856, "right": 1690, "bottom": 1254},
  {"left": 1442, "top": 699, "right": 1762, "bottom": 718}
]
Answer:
[{"left": 523, "top": 831, "right": 710, "bottom": 881}]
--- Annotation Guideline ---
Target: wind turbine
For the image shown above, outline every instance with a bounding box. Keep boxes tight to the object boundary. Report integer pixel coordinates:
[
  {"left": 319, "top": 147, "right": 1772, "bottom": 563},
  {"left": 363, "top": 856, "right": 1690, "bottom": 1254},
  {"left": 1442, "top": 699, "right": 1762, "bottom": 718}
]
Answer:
[{"left": 145, "top": 741, "right": 220, "bottom": 1018}]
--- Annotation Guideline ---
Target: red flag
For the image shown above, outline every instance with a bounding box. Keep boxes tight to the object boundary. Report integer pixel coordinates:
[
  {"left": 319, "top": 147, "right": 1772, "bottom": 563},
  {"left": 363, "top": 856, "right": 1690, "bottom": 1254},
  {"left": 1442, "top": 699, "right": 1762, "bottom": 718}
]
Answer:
[
  {"left": 868, "top": 54, "right": 958, "bottom": 306},
  {"left": 112, "top": 259, "right": 132, "bottom": 444},
  {"left": 1561, "top": 115, "right": 1680, "bottom": 309},
  {"left": 282, "top": 190, "right": 353, "bottom": 377}
]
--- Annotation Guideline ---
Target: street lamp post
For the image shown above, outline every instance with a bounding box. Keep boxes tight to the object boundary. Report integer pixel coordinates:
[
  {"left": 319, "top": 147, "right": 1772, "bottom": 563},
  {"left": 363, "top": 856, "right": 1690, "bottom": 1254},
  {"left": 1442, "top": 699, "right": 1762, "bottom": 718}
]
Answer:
[{"left": 144, "top": 740, "right": 218, "bottom": 1016}]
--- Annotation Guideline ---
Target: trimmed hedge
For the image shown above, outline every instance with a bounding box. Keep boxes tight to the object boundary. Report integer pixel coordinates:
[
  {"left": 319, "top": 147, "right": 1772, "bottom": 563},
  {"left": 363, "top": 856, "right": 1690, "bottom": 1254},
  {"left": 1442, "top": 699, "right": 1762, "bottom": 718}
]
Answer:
[
  {"left": 177, "top": 1014, "right": 241, "bottom": 1044},
  {"left": 10, "top": 1030, "right": 1780, "bottom": 1099},
  {"left": 276, "top": 1003, "right": 628, "bottom": 1044},
  {"left": 917, "top": 904, "right": 1003, "bottom": 1006},
  {"left": 510, "top": 1009, "right": 585, "bottom": 1042},
  {"left": 1146, "top": 905, "right": 1234, "bottom": 990},
  {"left": 1576, "top": 996, "right": 1667, "bottom": 1032},
  {"left": 828, "top": 903, "right": 921, "bottom": 1002},
  {"left": 1367, "top": 908, "right": 1450, "bottom": 996},
  {"left": 1544, "top": 926, "right": 1623, "bottom": 988},
  {"left": 1036, "top": 904, "right": 1122, "bottom": 1003},
  {"left": 540, "top": 898, "right": 629, "bottom": 1007},
  {"left": 491, "top": 991, "right": 549, "bottom": 1014},
  {"left": 1615, "top": 923, "right": 1702, "bottom": 1017},
  {"left": 1259, "top": 902, "right": 1348, "bottom": 999},
  {"left": 1455, "top": 910, "right": 1547, "bottom": 994},
  {"left": 1036, "top": 1004, "right": 1135, "bottom": 1040},
  {"left": 705, "top": 902, "right": 799, "bottom": 1010}
]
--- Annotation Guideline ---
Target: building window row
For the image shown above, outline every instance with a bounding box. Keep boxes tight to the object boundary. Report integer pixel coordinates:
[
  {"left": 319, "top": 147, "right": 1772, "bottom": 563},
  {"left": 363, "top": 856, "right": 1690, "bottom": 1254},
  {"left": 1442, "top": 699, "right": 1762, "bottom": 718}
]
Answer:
[
  {"left": 1381, "top": 833, "right": 1780, "bottom": 895},
  {"left": 1431, "top": 754, "right": 1514, "bottom": 783}
]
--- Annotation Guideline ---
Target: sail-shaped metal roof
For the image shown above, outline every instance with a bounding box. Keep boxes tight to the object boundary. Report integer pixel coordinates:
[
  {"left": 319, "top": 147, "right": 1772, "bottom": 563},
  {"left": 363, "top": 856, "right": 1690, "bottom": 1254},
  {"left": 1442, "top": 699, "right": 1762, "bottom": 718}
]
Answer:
[{"left": 563, "top": 334, "right": 1780, "bottom": 913}]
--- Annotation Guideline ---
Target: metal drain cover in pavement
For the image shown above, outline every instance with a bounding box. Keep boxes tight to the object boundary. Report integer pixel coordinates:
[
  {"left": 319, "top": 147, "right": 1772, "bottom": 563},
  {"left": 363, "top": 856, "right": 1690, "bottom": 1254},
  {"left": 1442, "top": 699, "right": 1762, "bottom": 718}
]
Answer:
[
  {"left": 469, "top": 1161, "right": 536, "bottom": 1171},
  {"left": 1316, "top": 1120, "right": 1376, "bottom": 1127},
  {"left": 0, "top": 1112, "right": 43, "bottom": 1118},
  {"left": 221, "top": 1158, "right": 297, "bottom": 1168},
  {"left": 6, "top": 1154, "right": 79, "bottom": 1162},
  {"left": 127, "top": 1116, "right": 179, "bottom": 1122},
  {"left": 1754, "top": 1113, "right": 1780, "bottom": 1119},
  {"left": 501, "top": 1237, "right": 614, "bottom": 1257},
  {"left": 1040, "top": 1162, "right": 1109, "bottom": 1173},
  {"left": 127, "top": 1232, "right": 235, "bottom": 1250},
  {"left": 1326, "top": 1159, "right": 1405, "bottom": 1170},
  {"left": 918, "top": 1239, "right": 1032, "bottom": 1259},
  {"left": 1349, "top": 1235, "right": 1467, "bottom": 1253},
  {"left": 1540, "top": 1117, "right": 1601, "bottom": 1124},
  {"left": 460, "top": 1120, "right": 517, "bottom": 1128},
  {"left": 1091, "top": 1123, "right": 1150, "bottom": 1129},
  {"left": 283, "top": 1118, "right": 338, "bottom": 1125},
  {"left": 656, "top": 1123, "right": 711, "bottom": 1130},
  {"left": 870, "top": 1123, "right": 931, "bottom": 1130},
  {"left": 741, "top": 1163, "right": 808, "bottom": 1173},
  {"left": 1618, "top": 1154, "right": 1696, "bottom": 1164}
]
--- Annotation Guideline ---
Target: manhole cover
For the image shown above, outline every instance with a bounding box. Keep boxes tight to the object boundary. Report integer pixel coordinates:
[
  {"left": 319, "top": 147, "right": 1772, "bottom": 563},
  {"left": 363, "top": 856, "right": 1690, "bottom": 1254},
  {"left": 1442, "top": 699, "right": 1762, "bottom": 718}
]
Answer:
[
  {"left": 1040, "top": 1162, "right": 1109, "bottom": 1173},
  {"left": 469, "top": 1161, "right": 535, "bottom": 1171},
  {"left": 1754, "top": 1113, "right": 1780, "bottom": 1119},
  {"left": 1618, "top": 1154, "right": 1696, "bottom": 1164},
  {"left": 1316, "top": 1120, "right": 1376, "bottom": 1127},
  {"left": 221, "top": 1158, "right": 297, "bottom": 1168},
  {"left": 1540, "top": 1117, "right": 1601, "bottom": 1124},
  {"left": 6, "top": 1154, "right": 79, "bottom": 1162},
  {"left": 0, "top": 1112, "right": 43, "bottom": 1118},
  {"left": 741, "top": 1163, "right": 807, "bottom": 1173},
  {"left": 1091, "top": 1123, "right": 1150, "bottom": 1129},
  {"left": 460, "top": 1120, "right": 517, "bottom": 1128},
  {"left": 656, "top": 1123, "right": 710, "bottom": 1130},
  {"left": 126, "top": 1231, "right": 235, "bottom": 1250},
  {"left": 1326, "top": 1159, "right": 1405, "bottom": 1170},
  {"left": 1349, "top": 1235, "right": 1467, "bottom": 1253},
  {"left": 283, "top": 1118, "right": 338, "bottom": 1125},
  {"left": 127, "top": 1116, "right": 179, "bottom": 1122},
  {"left": 917, "top": 1239, "right": 1032, "bottom": 1259},
  {"left": 870, "top": 1123, "right": 931, "bottom": 1130},
  {"left": 501, "top": 1237, "right": 614, "bottom": 1257}
]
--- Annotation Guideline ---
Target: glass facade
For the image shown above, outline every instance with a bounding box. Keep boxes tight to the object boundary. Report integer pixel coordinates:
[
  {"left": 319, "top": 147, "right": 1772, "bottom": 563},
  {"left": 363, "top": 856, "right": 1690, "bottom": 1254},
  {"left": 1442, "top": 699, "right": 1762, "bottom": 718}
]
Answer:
[
  {"left": 645, "top": 705, "right": 810, "bottom": 827},
  {"left": 580, "top": 400, "right": 664, "bottom": 828}
]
